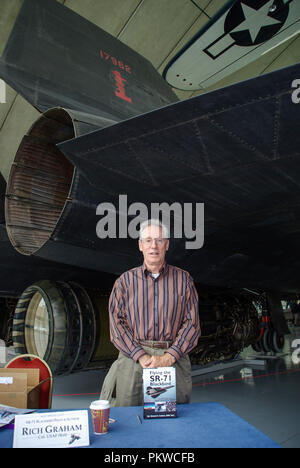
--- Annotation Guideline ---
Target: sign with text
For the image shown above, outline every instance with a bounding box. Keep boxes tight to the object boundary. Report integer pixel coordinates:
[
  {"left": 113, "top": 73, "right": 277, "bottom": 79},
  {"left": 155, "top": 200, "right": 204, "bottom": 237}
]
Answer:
[{"left": 13, "top": 410, "right": 90, "bottom": 448}]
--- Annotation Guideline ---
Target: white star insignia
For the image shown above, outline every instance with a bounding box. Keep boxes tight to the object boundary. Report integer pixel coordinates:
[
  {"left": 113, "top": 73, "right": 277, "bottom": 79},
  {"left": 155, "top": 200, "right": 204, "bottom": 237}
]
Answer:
[{"left": 231, "top": 0, "right": 282, "bottom": 43}]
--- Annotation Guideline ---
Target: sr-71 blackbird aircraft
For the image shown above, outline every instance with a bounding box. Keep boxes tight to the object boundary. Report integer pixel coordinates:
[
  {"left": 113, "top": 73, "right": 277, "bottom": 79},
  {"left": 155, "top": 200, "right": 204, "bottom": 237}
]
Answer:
[
  {"left": 146, "top": 386, "right": 175, "bottom": 399},
  {"left": 0, "top": 0, "right": 299, "bottom": 374}
]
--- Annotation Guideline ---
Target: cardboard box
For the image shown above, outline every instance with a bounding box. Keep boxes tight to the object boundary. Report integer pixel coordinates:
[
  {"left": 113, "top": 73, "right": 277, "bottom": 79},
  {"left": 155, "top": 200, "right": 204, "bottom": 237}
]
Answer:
[{"left": 0, "top": 368, "right": 40, "bottom": 409}]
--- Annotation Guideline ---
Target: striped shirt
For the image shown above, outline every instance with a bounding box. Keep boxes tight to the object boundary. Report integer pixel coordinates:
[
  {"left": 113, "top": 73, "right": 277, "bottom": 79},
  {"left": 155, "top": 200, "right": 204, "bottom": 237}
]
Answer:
[{"left": 109, "top": 263, "right": 200, "bottom": 363}]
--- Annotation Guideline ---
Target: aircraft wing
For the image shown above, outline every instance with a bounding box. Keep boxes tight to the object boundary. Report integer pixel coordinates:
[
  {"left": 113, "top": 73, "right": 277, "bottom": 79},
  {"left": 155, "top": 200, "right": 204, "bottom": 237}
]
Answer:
[
  {"left": 58, "top": 63, "right": 300, "bottom": 293},
  {"left": 164, "top": 0, "right": 300, "bottom": 90}
]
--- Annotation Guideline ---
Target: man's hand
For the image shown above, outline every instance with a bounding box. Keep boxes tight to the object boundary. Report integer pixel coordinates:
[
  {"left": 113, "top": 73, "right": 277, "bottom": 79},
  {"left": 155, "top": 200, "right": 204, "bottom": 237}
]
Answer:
[
  {"left": 146, "top": 353, "right": 176, "bottom": 368},
  {"left": 138, "top": 353, "right": 152, "bottom": 368}
]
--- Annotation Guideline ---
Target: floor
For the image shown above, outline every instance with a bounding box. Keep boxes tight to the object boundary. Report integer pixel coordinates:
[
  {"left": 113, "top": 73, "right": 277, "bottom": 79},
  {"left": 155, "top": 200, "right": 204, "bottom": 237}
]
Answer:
[{"left": 1, "top": 326, "right": 300, "bottom": 448}]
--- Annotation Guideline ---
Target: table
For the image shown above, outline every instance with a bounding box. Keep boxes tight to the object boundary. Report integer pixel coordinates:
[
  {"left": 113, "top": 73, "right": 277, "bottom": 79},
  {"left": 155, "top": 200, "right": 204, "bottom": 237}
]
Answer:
[{"left": 0, "top": 402, "right": 280, "bottom": 448}]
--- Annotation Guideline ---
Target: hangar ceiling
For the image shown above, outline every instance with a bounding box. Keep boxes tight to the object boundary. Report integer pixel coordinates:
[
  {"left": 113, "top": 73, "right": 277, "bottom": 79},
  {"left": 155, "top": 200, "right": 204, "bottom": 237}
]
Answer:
[{"left": 0, "top": 0, "right": 299, "bottom": 182}]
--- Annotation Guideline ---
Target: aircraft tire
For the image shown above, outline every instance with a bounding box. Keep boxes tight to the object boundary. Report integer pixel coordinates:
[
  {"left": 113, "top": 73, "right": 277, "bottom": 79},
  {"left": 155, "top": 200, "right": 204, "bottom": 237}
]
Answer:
[
  {"left": 12, "top": 281, "right": 96, "bottom": 375},
  {"left": 251, "top": 339, "right": 262, "bottom": 352},
  {"left": 269, "top": 330, "right": 285, "bottom": 353},
  {"left": 261, "top": 329, "right": 271, "bottom": 353}
]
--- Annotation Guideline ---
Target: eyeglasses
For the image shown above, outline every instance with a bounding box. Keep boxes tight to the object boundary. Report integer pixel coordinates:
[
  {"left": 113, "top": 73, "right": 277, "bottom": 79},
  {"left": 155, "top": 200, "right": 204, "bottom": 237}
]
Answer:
[{"left": 141, "top": 238, "right": 166, "bottom": 246}]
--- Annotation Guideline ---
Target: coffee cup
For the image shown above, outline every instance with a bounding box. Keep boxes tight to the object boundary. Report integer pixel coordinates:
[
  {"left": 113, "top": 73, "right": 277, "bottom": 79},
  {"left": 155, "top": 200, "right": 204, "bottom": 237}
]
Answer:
[{"left": 90, "top": 400, "right": 110, "bottom": 435}]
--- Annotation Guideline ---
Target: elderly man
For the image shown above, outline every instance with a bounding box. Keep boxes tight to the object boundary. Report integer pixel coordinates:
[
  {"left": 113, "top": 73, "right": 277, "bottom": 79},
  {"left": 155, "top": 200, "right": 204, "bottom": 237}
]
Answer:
[{"left": 100, "top": 219, "right": 200, "bottom": 406}]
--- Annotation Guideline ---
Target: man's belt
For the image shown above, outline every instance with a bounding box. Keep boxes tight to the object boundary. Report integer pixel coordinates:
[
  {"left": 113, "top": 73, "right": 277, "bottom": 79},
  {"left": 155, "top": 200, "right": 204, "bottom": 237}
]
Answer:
[{"left": 138, "top": 340, "right": 172, "bottom": 349}]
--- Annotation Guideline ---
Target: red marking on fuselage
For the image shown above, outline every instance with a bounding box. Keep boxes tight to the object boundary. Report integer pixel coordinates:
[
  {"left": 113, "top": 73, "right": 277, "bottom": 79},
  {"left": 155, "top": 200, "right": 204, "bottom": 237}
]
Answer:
[{"left": 112, "top": 70, "right": 132, "bottom": 104}]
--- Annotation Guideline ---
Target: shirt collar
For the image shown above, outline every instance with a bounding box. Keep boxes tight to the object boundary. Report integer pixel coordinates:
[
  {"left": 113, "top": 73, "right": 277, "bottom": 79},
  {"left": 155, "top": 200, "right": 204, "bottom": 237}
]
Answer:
[{"left": 142, "top": 262, "right": 168, "bottom": 277}]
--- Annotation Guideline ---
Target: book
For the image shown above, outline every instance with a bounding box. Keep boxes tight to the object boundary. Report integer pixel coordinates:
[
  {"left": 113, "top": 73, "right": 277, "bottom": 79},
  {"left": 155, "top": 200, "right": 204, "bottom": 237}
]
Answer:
[{"left": 143, "top": 367, "right": 177, "bottom": 419}]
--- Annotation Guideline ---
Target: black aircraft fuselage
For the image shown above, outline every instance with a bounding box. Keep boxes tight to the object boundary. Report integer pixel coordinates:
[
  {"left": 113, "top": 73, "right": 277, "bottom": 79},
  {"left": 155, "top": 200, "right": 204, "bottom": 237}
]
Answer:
[{"left": 0, "top": 0, "right": 299, "bottom": 295}]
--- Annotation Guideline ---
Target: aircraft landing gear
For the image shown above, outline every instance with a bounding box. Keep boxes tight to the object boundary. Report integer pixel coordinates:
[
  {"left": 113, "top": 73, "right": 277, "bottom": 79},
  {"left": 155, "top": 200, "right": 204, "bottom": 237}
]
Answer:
[{"left": 251, "top": 294, "right": 285, "bottom": 355}]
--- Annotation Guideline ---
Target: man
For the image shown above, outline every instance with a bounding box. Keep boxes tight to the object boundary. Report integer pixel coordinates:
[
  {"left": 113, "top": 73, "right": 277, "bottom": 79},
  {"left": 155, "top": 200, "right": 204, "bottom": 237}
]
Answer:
[{"left": 100, "top": 219, "right": 200, "bottom": 406}]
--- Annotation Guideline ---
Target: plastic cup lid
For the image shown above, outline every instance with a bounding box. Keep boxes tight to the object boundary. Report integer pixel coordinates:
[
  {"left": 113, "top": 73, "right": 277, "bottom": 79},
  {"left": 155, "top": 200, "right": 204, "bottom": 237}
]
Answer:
[{"left": 90, "top": 400, "right": 110, "bottom": 410}]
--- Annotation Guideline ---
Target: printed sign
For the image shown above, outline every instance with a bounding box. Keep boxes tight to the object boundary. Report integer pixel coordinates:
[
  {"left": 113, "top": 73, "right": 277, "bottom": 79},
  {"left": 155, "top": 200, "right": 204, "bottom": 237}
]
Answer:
[
  {"left": 143, "top": 367, "right": 177, "bottom": 419},
  {"left": 13, "top": 410, "right": 90, "bottom": 448}
]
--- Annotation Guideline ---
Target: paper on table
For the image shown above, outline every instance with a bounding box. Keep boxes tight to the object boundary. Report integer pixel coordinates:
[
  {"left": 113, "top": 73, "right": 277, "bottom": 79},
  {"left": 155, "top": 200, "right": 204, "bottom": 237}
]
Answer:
[{"left": 0, "top": 404, "right": 35, "bottom": 428}]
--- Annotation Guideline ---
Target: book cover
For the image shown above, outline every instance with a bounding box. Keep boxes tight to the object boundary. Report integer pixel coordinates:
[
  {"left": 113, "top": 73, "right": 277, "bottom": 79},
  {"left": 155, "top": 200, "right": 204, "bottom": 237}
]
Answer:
[{"left": 143, "top": 367, "right": 177, "bottom": 419}]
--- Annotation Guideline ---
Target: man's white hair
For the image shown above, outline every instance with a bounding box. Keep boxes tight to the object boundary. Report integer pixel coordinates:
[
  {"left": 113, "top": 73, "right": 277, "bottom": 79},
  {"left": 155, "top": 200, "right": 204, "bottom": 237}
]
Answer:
[{"left": 139, "top": 219, "right": 169, "bottom": 240}]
